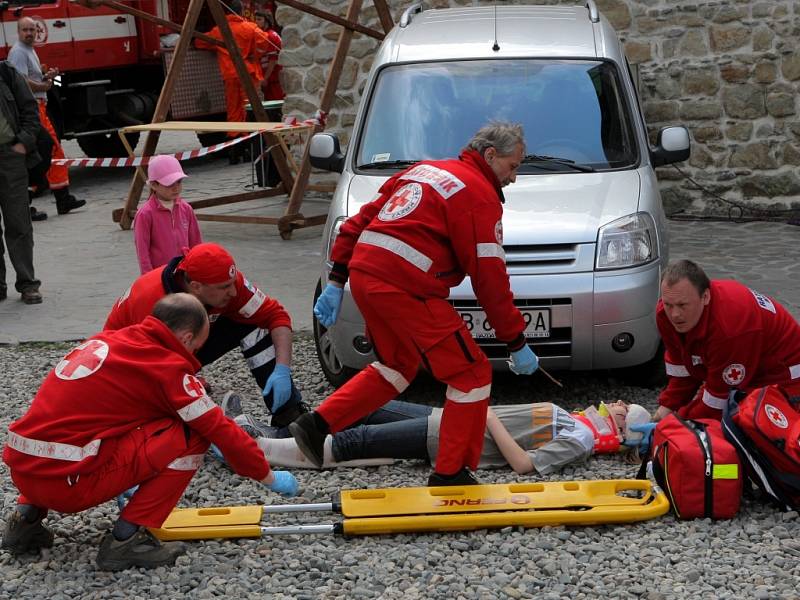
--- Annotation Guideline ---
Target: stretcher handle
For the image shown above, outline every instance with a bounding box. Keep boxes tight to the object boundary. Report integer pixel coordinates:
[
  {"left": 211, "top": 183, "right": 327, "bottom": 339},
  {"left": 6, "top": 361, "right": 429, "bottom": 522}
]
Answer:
[
  {"left": 259, "top": 523, "right": 340, "bottom": 536},
  {"left": 261, "top": 502, "right": 334, "bottom": 514}
]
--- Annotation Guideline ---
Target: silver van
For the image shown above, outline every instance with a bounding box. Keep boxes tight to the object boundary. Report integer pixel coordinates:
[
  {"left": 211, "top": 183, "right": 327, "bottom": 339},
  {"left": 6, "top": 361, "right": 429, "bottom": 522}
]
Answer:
[{"left": 309, "top": 1, "right": 690, "bottom": 386}]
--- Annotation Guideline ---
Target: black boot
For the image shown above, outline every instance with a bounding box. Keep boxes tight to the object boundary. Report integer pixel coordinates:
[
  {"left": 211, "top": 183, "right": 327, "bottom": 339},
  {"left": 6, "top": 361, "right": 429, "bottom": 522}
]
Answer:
[
  {"left": 428, "top": 468, "right": 480, "bottom": 487},
  {"left": 30, "top": 206, "right": 48, "bottom": 221},
  {"left": 54, "top": 189, "right": 86, "bottom": 215}
]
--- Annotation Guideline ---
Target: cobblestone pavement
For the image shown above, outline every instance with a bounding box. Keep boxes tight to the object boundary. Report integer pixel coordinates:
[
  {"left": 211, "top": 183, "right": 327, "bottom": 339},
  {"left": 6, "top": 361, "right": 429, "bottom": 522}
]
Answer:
[{"left": 0, "top": 134, "right": 798, "bottom": 343}]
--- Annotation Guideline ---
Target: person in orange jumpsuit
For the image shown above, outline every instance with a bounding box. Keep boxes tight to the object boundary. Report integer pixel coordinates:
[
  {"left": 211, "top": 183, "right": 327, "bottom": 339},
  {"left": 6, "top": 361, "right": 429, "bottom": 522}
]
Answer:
[{"left": 194, "top": 0, "right": 269, "bottom": 141}]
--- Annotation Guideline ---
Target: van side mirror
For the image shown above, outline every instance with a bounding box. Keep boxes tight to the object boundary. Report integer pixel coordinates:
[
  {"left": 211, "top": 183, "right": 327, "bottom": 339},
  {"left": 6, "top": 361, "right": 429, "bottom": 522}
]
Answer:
[
  {"left": 310, "top": 133, "right": 345, "bottom": 173},
  {"left": 650, "top": 126, "right": 690, "bottom": 167}
]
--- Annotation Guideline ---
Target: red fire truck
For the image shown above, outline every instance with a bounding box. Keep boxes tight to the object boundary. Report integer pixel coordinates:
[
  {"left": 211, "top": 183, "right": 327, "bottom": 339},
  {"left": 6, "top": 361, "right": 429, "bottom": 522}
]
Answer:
[{"left": 0, "top": 0, "right": 262, "bottom": 156}]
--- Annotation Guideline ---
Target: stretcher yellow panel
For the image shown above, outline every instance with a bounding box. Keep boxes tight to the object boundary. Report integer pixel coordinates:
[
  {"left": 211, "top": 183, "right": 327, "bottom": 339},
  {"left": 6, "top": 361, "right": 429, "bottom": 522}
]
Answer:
[{"left": 150, "top": 479, "right": 668, "bottom": 541}]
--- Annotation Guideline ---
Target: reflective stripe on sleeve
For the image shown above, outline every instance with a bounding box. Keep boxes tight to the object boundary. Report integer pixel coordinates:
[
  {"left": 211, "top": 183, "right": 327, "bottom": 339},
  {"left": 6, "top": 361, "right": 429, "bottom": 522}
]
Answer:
[
  {"left": 246, "top": 346, "right": 276, "bottom": 370},
  {"left": 445, "top": 383, "right": 491, "bottom": 403},
  {"left": 790, "top": 363, "right": 800, "bottom": 380},
  {"left": 239, "top": 288, "right": 267, "bottom": 318},
  {"left": 167, "top": 454, "right": 205, "bottom": 471},
  {"left": 358, "top": 231, "right": 433, "bottom": 272},
  {"left": 7, "top": 431, "right": 101, "bottom": 462},
  {"left": 241, "top": 327, "right": 269, "bottom": 351},
  {"left": 476, "top": 243, "right": 505, "bottom": 261},
  {"left": 701, "top": 389, "right": 727, "bottom": 410},
  {"left": 371, "top": 361, "right": 410, "bottom": 393},
  {"left": 177, "top": 395, "right": 217, "bottom": 421},
  {"left": 665, "top": 363, "right": 690, "bottom": 377}
]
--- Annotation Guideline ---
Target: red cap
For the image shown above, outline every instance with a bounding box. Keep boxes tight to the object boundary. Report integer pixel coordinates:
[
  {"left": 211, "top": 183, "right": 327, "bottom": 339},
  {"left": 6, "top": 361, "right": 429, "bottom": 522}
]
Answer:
[{"left": 177, "top": 243, "right": 237, "bottom": 284}]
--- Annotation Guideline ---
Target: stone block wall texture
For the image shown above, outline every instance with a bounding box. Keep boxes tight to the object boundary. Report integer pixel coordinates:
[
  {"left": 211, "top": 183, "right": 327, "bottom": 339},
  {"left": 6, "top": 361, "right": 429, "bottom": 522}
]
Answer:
[{"left": 277, "top": 0, "right": 800, "bottom": 214}]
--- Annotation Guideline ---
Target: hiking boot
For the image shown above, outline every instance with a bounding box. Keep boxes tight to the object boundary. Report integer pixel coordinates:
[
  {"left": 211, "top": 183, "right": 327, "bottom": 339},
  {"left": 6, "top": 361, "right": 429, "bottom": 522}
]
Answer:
[
  {"left": 234, "top": 414, "right": 279, "bottom": 439},
  {"left": 1, "top": 509, "right": 54, "bottom": 555},
  {"left": 221, "top": 391, "right": 244, "bottom": 419},
  {"left": 21, "top": 289, "right": 43, "bottom": 304},
  {"left": 427, "top": 468, "right": 480, "bottom": 487},
  {"left": 288, "top": 412, "right": 326, "bottom": 468},
  {"left": 96, "top": 527, "right": 185, "bottom": 571},
  {"left": 56, "top": 195, "right": 86, "bottom": 215},
  {"left": 271, "top": 400, "right": 310, "bottom": 429}
]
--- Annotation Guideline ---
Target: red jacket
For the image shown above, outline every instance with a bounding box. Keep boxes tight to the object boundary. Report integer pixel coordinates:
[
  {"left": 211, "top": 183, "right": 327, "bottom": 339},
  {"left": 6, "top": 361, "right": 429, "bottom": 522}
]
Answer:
[
  {"left": 657, "top": 280, "right": 800, "bottom": 412},
  {"left": 330, "top": 150, "right": 525, "bottom": 349},
  {"left": 103, "top": 257, "right": 291, "bottom": 333},
  {"left": 3, "top": 317, "right": 269, "bottom": 480},
  {"left": 194, "top": 15, "right": 269, "bottom": 80}
]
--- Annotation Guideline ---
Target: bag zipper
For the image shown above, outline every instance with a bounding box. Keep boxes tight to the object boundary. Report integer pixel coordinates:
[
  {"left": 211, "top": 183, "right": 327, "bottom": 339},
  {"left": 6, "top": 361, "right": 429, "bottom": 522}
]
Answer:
[{"left": 675, "top": 415, "right": 713, "bottom": 517}]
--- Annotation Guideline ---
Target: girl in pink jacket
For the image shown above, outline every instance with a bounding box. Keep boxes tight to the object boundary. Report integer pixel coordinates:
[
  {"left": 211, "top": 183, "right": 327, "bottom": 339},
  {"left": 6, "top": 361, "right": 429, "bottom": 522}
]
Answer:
[{"left": 133, "top": 155, "right": 202, "bottom": 273}]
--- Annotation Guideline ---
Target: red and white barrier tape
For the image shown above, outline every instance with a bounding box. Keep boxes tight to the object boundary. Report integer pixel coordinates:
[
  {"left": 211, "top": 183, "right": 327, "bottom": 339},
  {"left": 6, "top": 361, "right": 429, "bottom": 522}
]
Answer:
[
  {"left": 281, "top": 109, "right": 327, "bottom": 129},
  {"left": 51, "top": 130, "right": 261, "bottom": 168}
]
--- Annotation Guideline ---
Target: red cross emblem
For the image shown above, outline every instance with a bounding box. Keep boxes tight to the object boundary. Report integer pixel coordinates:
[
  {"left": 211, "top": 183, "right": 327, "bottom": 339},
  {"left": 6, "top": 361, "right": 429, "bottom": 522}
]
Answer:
[
  {"left": 183, "top": 374, "right": 206, "bottom": 398},
  {"left": 55, "top": 340, "right": 109, "bottom": 380},
  {"left": 764, "top": 404, "right": 789, "bottom": 429},
  {"left": 378, "top": 183, "right": 422, "bottom": 221},
  {"left": 722, "top": 363, "right": 745, "bottom": 386}
]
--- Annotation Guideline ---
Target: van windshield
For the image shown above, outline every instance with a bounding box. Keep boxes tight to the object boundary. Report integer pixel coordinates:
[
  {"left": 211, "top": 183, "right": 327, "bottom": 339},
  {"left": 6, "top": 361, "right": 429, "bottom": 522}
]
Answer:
[{"left": 356, "top": 59, "right": 638, "bottom": 172}]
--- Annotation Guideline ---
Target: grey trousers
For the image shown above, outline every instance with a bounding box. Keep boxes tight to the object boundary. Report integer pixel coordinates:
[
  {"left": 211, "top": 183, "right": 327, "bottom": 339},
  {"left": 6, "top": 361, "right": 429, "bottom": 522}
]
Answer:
[{"left": 0, "top": 145, "right": 39, "bottom": 293}]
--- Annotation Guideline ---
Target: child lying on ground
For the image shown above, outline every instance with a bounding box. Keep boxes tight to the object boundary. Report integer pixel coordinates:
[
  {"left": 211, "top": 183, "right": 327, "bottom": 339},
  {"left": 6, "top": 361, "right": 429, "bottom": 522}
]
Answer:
[{"left": 221, "top": 394, "right": 651, "bottom": 475}]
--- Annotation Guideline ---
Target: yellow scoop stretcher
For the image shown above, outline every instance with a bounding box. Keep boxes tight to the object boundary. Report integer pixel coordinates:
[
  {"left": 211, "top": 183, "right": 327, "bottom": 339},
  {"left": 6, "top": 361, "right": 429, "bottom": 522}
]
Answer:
[{"left": 151, "top": 479, "right": 668, "bottom": 540}]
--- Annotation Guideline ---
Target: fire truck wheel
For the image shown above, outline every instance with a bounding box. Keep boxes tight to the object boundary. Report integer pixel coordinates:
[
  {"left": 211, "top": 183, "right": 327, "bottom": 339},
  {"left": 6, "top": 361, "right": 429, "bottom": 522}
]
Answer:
[{"left": 77, "top": 132, "right": 140, "bottom": 158}]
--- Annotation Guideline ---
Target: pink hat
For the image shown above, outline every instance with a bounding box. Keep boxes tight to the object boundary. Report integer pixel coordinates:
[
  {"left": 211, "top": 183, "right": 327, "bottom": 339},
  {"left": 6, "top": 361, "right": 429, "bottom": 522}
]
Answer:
[{"left": 147, "top": 155, "right": 187, "bottom": 186}]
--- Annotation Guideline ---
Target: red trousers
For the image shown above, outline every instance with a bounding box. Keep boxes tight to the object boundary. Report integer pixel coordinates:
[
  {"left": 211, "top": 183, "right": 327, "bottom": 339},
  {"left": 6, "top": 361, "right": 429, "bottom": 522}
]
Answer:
[
  {"left": 37, "top": 100, "right": 69, "bottom": 190},
  {"left": 11, "top": 418, "right": 210, "bottom": 528},
  {"left": 317, "top": 270, "right": 492, "bottom": 475}
]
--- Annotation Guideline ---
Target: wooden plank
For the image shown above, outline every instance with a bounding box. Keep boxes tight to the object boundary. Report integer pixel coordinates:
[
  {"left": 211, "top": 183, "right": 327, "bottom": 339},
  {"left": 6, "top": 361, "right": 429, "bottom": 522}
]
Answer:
[
  {"left": 118, "top": 0, "right": 206, "bottom": 229},
  {"left": 188, "top": 188, "right": 286, "bottom": 209},
  {"left": 195, "top": 214, "right": 281, "bottom": 224},
  {"left": 275, "top": 0, "right": 385, "bottom": 40},
  {"left": 373, "top": 0, "right": 395, "bottom": 34},
  {"left": 120, "top": 121, "right": 310, "bottom": 134}
]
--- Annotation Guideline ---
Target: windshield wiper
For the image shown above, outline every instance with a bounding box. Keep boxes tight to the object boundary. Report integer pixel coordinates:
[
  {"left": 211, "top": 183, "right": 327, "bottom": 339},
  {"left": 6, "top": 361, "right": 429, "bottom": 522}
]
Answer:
[
  {"left": 358, "top": 159, "right": 418, "bottom": 170},
  {"left": 522, "top": 154, "right": 596, "bottom": 173}
]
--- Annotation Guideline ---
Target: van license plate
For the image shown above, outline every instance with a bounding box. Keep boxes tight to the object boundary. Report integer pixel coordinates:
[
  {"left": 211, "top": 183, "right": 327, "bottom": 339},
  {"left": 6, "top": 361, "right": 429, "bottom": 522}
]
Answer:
[{"left": 459, "top": 309, "right": 550, "bottom": 339}]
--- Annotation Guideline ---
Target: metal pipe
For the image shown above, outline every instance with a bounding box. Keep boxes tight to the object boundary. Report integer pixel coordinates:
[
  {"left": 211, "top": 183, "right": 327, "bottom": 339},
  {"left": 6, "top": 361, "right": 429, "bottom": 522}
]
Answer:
[
  {"left": 261, "top": 502, "right": 334, "bottom": 514},
  {"left": 260, "top": 524, "right": 335, "bottom": 535}
]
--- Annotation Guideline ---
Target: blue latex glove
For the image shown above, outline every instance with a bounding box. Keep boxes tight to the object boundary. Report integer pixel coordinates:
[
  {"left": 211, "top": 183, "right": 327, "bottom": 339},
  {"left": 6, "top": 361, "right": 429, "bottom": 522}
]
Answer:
[
  {"left": 622, "top": 422, "right": 657, "bottom": 455},
  {"left": 208, "top": 443, "right": 227, "bottom": 465},
  {"left": 116, "top": 485, "right": 139, "bottom": 511},
  {"left": 507, "top": 345, "right": 539, "bottom": 375},
  {"left": 313, "top": 283, "right": 344, "bottom": 328},
  {"left": 266, "top": 470, "right": 299, "bottom": 497},
  {"left": 263, "top": 364, "right": 293, "bottom": 413}
]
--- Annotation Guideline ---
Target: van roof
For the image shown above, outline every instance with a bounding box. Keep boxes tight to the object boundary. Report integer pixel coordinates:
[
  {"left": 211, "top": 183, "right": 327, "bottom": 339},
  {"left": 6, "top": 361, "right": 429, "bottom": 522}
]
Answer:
[{"left": 389, "top": 6, "right": 607, "bottom": 63}]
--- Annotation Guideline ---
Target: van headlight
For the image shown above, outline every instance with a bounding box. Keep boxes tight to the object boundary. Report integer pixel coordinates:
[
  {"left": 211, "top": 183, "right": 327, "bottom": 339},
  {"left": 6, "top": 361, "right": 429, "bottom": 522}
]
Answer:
[
  {"left": 325, "top": 216, "right": 347, "bottom": 267},
  {"left": 595, "top": 212, "right": 658, "bottom": 270}
]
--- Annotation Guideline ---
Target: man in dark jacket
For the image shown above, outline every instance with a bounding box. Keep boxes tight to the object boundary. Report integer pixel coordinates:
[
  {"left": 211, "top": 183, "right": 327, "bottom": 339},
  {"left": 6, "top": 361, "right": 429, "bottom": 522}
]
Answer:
[{"left": 0, "top": 60, "right": 42, "bottom": 304}]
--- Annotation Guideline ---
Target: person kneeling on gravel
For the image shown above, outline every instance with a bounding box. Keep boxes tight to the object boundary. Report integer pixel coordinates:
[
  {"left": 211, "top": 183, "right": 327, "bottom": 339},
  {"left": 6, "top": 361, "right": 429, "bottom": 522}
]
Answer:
[{"left": 1, "top": 293, "right": 298, "bottom": 571}]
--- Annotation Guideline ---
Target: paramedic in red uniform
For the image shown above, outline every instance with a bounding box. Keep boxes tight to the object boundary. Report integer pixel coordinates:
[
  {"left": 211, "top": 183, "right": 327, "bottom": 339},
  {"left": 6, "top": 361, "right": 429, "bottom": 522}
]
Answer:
[
  {"left": 655, "top": 259, "right": 800, "bottom": 422},
  {"left": 290, "top": 122, "right": 540, "bottom": 486},
  {"left": 104, "top": 242, "right": 307, "bottom": 428},
  {"left": 1, "top": 294, "right": 298, "bottom": 571},
  {"left": 194, "top": 0, "right": 269, "bottom": 136}
]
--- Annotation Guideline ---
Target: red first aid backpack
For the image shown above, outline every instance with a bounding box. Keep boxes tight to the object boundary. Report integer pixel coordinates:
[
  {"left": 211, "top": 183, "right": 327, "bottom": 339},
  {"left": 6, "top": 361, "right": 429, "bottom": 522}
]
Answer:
[
  {"left": 722, "top": 385, "right": 800, "bottom": 511},
  {"left": 641, "top": 414, "right": 742, "bottom": 519}
]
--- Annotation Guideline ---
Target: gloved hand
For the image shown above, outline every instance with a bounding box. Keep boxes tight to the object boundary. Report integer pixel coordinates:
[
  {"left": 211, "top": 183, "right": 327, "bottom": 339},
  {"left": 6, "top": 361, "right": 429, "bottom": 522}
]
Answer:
[
  {"left": 507, "top": 345, "right": 539, "bottom": 375},
  {"left": 208, "top": 443, "right": 227, "bottom": 465},
  {"left": 622, "top": 422, "right": 657, "bottom": 455},
  {"left": 265, "top": 470, "right": 299, "bottom": 497},
  {"left": 313, "top": 283, "right": 344, "bottom": 328},
  {"left": 263, "top": 364, "right": 293, "bottom": 413},
  {"left": 116, "top": 485, "right": 139, "bottom": 510}
]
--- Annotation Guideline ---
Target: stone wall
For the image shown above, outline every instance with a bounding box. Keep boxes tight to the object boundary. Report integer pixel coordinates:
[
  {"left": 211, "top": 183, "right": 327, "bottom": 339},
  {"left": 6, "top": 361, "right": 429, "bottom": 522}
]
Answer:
[{"left": 277, "top": 0, "right": 800, "bottom": 214}]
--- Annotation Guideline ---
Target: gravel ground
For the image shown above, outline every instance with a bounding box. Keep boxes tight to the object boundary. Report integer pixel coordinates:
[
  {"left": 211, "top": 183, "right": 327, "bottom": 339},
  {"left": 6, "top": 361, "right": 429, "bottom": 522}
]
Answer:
[{"left": 1, "top": 335, "right": 799, "bottom": 599}]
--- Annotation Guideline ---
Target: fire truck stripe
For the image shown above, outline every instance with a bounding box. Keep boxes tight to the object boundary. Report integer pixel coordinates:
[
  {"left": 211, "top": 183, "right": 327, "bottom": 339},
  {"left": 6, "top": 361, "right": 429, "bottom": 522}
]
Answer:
[
  {"left": 7, "top": 431, "right": 101, "bottom": 462},
  {"left": 167, "top": 454, "right": 205, "bottom": 471},
  {"left": 665, "top": 363, "right": 690, "bottom": 377},
  {"left": 446, "top": 384, "right": 491, "bottom": 403},
  {"left": 476, "top": 243, "right": 505, "bottom": 261},
  {"left": 177, "top": 395, "right": 216, "bottom": 421},
  {"left": 371, "top": 362, "right": 410, "bottom": 392},
  {"left": 358, "top": 231, "right": 433, "bottom": 272}
]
